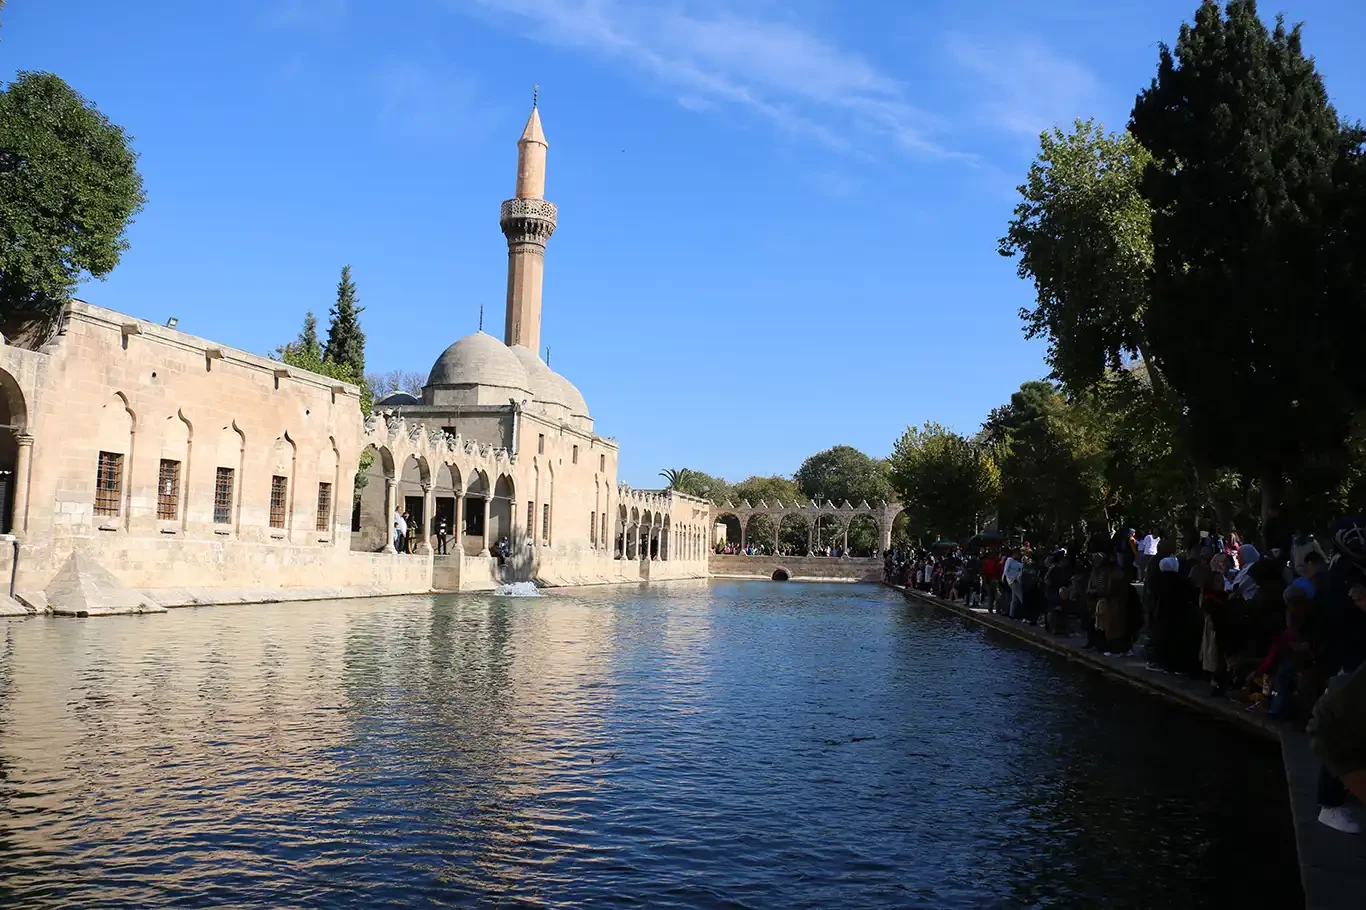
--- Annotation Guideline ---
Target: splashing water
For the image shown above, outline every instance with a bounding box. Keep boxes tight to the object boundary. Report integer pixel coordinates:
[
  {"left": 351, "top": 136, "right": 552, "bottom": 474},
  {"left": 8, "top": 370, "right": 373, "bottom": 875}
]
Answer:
[{"left": 493, "top": 581, "right": 542, "bottom": 597}]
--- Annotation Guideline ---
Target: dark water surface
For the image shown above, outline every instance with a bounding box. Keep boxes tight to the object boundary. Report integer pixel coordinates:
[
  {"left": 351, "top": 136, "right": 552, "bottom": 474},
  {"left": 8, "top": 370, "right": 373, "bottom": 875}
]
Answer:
[{"left": 0, "top": 581, "right": 1300, "bottom": 908}]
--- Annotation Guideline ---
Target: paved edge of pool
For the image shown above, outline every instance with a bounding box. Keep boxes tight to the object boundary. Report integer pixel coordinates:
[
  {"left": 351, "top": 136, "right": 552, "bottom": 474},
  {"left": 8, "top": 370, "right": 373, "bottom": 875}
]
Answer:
[{"left": 891, "top": 583, "right": 1366, "bottom": 910}]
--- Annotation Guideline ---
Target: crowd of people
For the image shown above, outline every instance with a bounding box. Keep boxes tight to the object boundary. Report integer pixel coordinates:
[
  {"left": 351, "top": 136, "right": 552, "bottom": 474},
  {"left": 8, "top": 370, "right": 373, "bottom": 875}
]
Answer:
[
  {"left": 713, "top": 542, "right": 858, "bottom": 558},
  {"left": 885, "top": 516, "right": 1366, "bottom": 836}
]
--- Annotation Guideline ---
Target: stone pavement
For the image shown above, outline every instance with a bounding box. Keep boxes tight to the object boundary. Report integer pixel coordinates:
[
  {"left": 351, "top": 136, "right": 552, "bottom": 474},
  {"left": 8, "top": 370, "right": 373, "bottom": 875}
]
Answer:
[{"left": 896, "top": 585, "right": 1366, "bottom": 910}]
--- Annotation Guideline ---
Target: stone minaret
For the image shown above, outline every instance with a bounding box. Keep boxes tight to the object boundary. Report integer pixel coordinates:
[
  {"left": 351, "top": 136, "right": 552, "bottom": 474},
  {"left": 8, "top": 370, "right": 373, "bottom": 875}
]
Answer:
[{"left": 501, "top": 98, "right": 557, "bottom": 354}]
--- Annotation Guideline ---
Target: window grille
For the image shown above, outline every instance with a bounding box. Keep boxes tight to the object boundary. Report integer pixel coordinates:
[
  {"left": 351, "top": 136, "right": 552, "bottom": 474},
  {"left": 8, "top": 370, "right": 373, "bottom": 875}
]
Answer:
[
  {"left": 157, "top": 459, "right": 181, "bottom": 520},
  {"left": 316, "top": 482, "right": 332, "bottom": 532},
  {"left": 269, "top": 475, "right": 288, "bottom": 529},
  {"left": 95, "top": 452, "right": 123, "bottom": 516},
  {"left": 214, "top": 467, "right": 234, "bottom": 524}
]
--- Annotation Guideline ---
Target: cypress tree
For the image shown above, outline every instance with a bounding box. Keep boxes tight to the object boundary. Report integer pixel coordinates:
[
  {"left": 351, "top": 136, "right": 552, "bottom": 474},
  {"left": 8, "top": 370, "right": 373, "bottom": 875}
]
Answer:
[
  {"left": 297, "top": 311, "right": 321, "bottom": 360},
  {"left": 1129, "top": 0, "right": 1366, "bottom": 524},
  {"left": 323, "top": 265, "right": 365, "bottom": 377}
]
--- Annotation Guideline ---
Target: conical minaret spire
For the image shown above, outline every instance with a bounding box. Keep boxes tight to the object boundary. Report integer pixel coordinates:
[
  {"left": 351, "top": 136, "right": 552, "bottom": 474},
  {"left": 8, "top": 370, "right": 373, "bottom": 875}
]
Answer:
[{"left": 501, "top": 91, "right": 557, "bottom": 354}]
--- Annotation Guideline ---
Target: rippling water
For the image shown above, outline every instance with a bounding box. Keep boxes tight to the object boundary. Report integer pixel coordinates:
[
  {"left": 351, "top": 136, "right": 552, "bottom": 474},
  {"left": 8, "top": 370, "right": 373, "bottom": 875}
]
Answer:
[{"left": 0, "top": 581, "right": 1299, "bottom": 908}]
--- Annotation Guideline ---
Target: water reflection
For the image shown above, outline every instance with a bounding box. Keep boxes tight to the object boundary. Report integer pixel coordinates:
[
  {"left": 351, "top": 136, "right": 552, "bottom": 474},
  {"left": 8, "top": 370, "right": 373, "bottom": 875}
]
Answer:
[{"left": 0, "top": 582, "right": 1298, "bottom": 908}]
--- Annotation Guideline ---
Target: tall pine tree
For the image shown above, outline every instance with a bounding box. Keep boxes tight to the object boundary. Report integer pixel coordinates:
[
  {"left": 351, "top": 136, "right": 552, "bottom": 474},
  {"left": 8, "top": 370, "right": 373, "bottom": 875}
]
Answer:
[
  {"left": 324, "top": 265, "right": 365, "bottom": 377},
  {"left": 1130, "top": 0, "right": 1366, "bottom": 525},
  {"left": 297, "top": 311, "right": 321, "bottom": 359}
]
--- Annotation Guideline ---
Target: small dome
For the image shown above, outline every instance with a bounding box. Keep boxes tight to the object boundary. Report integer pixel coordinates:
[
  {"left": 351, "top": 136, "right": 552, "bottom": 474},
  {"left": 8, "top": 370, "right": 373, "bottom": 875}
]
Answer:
[
  {"left": 426, "top": 332, "right": 530, "bottom": 393},
  {"left": 508, "top": 345, "right": 570, "bottom": 413},
  {"left": 550, "top": 372, "right": 590, "bottom": 418},
  {"left": 376, "top": 390, "right": 419, "bottom": 407}
]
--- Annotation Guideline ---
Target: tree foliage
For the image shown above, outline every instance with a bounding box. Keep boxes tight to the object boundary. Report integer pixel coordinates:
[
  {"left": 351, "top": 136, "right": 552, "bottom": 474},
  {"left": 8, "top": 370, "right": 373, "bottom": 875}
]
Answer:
[
  {"left": 1130, "top": 0, "right": 1366, "bottom": 516},
  {"left": 323, "top": 265, "right": 366, "bottom": 378},
  {"left": 0, "top": 72, "right": 146, "bottom": 343},
  {"left": 367, "top": 369, "right": 425, "bottom": 398},
  {"left": 1000, "top": 119, "right": 1155, "bottom": 394},
  {"left": 794, "top": 445, "right": 892, "bottom": 505},
  {"left": 730, "top": 475, "right": 802, "bottom": 506},
  {"left": 278, "top": 313, "right": 372, "bottom": 418},
  {"left": 887, "top": 423, "right": 1000, "bottom": 541}
]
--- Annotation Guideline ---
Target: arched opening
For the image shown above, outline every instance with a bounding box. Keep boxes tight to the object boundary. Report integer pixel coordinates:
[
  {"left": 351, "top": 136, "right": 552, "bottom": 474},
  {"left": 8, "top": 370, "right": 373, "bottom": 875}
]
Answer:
[
  {"left": 351, "top": 443, "right": 395, "bottom": 552},
  {"left": 714, "top": 513, "right": 742, "bottom": 553},
  {"left": 846, "top": 513, "right": 880, "bottom": 557},
  {"left": 777, "top": 513, "right": 809, "bottom": 556},
  {"left": 615, "top": 505, "right": 627, "bottom": 560},
  {"left": 889, "top": 509, "right": 913, "bottom": 552},
  {"left": 492, "top": 474, "right": 515, "bottom": 552},
  {"left": 813, "top": 514, "right": 845, "bottom": 556},
  {"left": 628, "top": 507, "right": 640, "bottom": 560},
  {"left": 268, "top": 433, "right": 297, "bottom": 536},
  {"left": 0, "top": 368, "right": 26, "bottom": 534},
  {"left": 662, "top": 515, "right": 671, "bottom": 561},
  {"left": 396, "top": 455, "right": 429, "bottom": 553},
  {"left": 771, "top": 567, "right": 790, "bottom": 582},
  {"left": 433, "top": 463, "right": 461, "bottom": 556},
  {"left": 95, "top": 393, "right": 135, "bottom": 529},
  {"left": 744, "top": 514, "right": 775, "bottom": 555},
  {"left": 464, "top": 471, "right": 490, "bottom": 556}
]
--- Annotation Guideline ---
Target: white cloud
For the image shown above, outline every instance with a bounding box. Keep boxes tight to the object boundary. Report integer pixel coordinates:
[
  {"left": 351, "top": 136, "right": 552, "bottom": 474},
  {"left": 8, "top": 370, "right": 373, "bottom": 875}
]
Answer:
[
  {"left": 449, "top": 0, "right": 962, "bottom": 158},
  {"left": 946, "top": 34, "right": 1101, "bottom": 138}
]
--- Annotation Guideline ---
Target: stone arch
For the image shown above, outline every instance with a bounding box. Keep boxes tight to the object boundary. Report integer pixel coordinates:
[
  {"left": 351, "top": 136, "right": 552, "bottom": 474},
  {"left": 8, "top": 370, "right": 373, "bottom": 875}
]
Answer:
[
  {"left": 813, "top": 513, "right": 845, "bottom": 555},
  {"left": 777, "top": 513, "right": 809, "bottom": 556},
  {"left": 771, "top": 567, "right": 791, "bottom": 582},
  {"left": 397, "top": 454, "right": 430, "bottom": 550},
  {"left": 155, "top": 408, "right": 191, "bottom": 525},
  {"left": 493, "top": 473, "right": 515, "bottom": 548},
  {"left": 464, "top": 469, "right": 491, "bottom": 556},
  {"left": 662, "top": 515, "right": 672, "bottom": 561},
  {"left": 213, "top": 421, "right": 245, "bottom": 531},
  {"left": 616, "top": 503, "right": 628, "bottom": 559},
  {"left": 0, "top": 367, "right": 27, "bottom": 534},
  {"left": 434, "top": 462, "right": 462, "bottom": 551},
  {"left": 269, "top": 432, "right": 298, "bottom": 535},
  {"left": 714, "top": 512, "right": 741, "bottom": 550},
  {"left": 351, "top": 443, "right": 395, "bottom": 552},
  {"left": 846, "top": 513, "right": 880, "bottom": 557},
  {"left": 316, "top": 436, "right": 340, "bottom": 535},
  {"left": 744, "top": 513, "right": 775, "bottom": 554},
  {"left": 94, "top": 393, "right": 136, "bottom": 527}
]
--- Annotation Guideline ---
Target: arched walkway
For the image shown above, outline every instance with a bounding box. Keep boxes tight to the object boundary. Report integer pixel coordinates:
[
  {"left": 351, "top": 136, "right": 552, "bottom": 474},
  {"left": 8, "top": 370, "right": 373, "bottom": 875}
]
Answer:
[
  {"left": 351, "top": 444, "right": 396, "bottom": 552},
  {"left": 0, "top": 368, "right": 29, "bottom": 535}
]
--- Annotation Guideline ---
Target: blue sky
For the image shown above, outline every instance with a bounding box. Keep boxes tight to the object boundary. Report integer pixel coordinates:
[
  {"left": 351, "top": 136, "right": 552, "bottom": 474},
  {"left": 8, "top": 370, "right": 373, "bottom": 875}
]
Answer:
[{"left": 5, "top": 0, "right": 1365, "bottom": 487}]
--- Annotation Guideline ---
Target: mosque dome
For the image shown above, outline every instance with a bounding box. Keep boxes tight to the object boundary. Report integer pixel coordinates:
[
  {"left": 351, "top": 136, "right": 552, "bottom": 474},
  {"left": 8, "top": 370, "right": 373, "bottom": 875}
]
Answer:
[
  {"left": 508, "top": 345, "right": 571, "bottom": 414},
  {"left": 375, "top": 390, "right": 420, "bottom": 407},
  {"left": 551, "top": 371, "right": 590, "bottom": 419},
  {"left": 425, "top": 332, "right": 531, "bottom": 405}
]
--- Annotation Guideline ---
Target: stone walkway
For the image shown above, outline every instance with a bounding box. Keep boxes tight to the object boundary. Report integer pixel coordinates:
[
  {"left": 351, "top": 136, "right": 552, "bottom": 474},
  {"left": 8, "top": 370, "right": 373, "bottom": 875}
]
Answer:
[{"left": 895, "top": 585, "right": 1366, "bottom": 910}]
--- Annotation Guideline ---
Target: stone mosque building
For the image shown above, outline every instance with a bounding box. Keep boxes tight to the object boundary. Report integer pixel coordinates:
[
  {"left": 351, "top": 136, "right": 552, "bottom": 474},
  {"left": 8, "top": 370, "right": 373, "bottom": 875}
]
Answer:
[{"left": 0, "top": 102, "right": 712, "bottom": 616}]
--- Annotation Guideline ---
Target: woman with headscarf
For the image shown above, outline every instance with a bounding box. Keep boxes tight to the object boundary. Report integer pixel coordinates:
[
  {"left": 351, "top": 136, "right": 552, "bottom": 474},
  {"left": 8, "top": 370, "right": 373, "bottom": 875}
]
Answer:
[
  {"left": 1204, "top": 553, "right": 1234, "bottom": 694},
  {"left": 1230, "top": 543, "right": 1261, "bottom": 601}
]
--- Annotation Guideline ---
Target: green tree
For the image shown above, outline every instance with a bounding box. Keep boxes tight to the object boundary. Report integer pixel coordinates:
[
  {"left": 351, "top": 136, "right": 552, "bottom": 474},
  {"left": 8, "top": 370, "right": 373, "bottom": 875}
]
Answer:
[
  {"left": 1130, "top": 0, "right": 1366, "bottom": 528},
  {"left": 659, "top": 468, "right": 690, "bottom": 490},
  {"left": 0, "top": 72, "right": 146, "bottom": 343},
  {"left": 984, "top": 381, "right": 1107, "bottom": 542},
  {"left": 887, "top": 422, "right": 1000, "bottom": 541},
  {"left": 1000, "top": 119, "right": 1157, "bottom": 396},
  {"left": 323, "top": 265, "right": 366, "bottom": 377},
  {"left": 793, "top": 445, "right": 893, "bottom": 505},
  {"left": 730, "top": 475, "right": 801, "bottom": 506},
  {"left": 297, "top": 311, "right": 321, "bottom": 360}
]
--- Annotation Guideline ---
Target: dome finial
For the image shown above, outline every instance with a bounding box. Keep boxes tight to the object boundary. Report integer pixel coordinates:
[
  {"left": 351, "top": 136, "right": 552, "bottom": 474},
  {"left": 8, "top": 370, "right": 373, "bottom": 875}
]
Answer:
[{"left": 533, "top": 83, "right": 539, "bottom": 109}]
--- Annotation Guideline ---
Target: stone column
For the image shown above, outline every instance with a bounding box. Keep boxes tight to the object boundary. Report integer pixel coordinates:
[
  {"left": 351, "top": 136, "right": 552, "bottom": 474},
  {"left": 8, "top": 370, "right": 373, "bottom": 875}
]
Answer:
[
  {"left": 382, "top": 479, "right": 397, "bottom": 553},
  {"left": 739, "top": 521, "right": 746, "bottom": 550},
  {"left": 421, "top": 484, "right": 435, "bottom": 554},
  {"left": 773, "top": 517, "right": 779, "bottom": 555},
  {"left": 807, "top": 521, "right": 815, "bottom": 555},
  {"left": 11, "top": 434, "right": 32, "bottom": 535},
  {"left": 453, "top": 494, "right": 463, "bottom": 555},
  {"left": 842, "top": 527, "right": 849, "bottom": 554},
  {"left": 478, "top": 497, "right": 491, "bottom": 557}
]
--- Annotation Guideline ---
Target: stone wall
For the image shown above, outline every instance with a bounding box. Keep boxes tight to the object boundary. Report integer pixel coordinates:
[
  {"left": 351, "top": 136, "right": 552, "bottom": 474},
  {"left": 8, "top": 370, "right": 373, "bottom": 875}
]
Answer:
[{"left": 708, "top": 555, "right": 883, "bottom": 582}]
